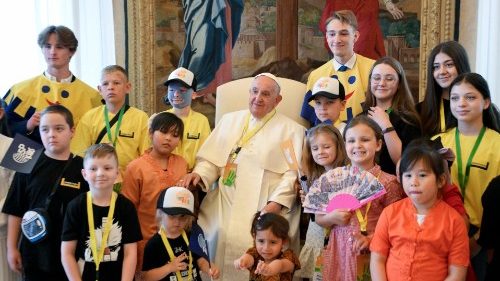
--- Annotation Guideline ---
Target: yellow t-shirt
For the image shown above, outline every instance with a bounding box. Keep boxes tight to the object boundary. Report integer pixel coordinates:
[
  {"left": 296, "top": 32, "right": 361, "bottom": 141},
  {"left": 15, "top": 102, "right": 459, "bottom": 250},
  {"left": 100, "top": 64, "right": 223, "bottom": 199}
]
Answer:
[
  {"left": 71, "top": 105, "right": 150, "bottom": 173},
  {"left": 434, "top": 128, "right": 500, "bottom": 227}
]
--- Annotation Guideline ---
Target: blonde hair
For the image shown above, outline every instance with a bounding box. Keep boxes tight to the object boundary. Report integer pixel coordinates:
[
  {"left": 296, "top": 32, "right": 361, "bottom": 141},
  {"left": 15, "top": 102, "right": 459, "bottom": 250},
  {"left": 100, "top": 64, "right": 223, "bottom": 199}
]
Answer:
[
  {"left": 155, "top": 209, "right": 193, "bottom": 232},
  {"left": 302, "top": 124, "right": 348, "bottom": 185}
]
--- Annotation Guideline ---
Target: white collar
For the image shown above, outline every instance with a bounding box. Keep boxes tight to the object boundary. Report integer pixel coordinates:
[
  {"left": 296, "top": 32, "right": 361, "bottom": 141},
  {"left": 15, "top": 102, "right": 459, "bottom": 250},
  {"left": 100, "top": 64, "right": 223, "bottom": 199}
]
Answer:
[
  {"left": 44, "top": 71, "right": 73, "bottom": 83},
  {"left": 332, "top": 54, "right": 357, "bottom": 71}
]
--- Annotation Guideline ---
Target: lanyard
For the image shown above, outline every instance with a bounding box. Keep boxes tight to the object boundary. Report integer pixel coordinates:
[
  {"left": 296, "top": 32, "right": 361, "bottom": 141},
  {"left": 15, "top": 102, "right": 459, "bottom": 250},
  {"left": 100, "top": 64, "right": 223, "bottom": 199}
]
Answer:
[
  {"left": 455, "top": 127, "right": 486, "bottom": 195},
  {"left": 229, "top": 109, "right": 276, "bottom": 162},
  {"left": 87, "top": 191, "right": 117, "bottom": 281},
  {"left": 355, "top": 202, "right": 372, "bottom": 235},
  {"left": 385, "top": 107, "right": 393, "bottom": 115},
  {"left": 440, "top": 100, "right": 446, "bottom": 132},
  {"left": 354, "top": 169, "right": 380, "bottom": 235},
  {"left": 104, "top": 105, "right": 125, "bottom": 147},
  {"left": 159, "top": 228, "right": 193, "bottom": 281}
]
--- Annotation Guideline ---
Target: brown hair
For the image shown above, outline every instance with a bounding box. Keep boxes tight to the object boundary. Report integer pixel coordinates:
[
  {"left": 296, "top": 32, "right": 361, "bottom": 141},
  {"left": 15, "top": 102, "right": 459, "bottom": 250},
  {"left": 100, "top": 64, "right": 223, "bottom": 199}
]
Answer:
[
  {"left": 364, "top": 56, "right": 422, "bottom": 131},
  {"left": 324, "top": 10, "right": 358, "bottom": 31},
  {"left": 37, "top": 25, "right": 78, "bottom": 53},
  {"left": 83, "top": 143, "right": 119, "bottom": 166},
  {"left": 40, "top": 104, "right": 74, "bottom": 128}
]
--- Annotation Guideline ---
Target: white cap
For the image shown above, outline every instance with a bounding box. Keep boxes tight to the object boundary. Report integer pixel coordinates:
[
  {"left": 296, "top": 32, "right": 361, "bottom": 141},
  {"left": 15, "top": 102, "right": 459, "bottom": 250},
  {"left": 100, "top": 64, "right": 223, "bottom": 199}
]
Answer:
[
  {"left": 254, "top": 72, "right": 281, "bottom": 94},
  {"left": 164, "top": 67, "right": 197, "bottom": 91},
  {"left": 308, "top": 77, "right": 345, "bottom": 102},
  {"left": 157, "top": 186, "right": 194, "bottom": 216}
]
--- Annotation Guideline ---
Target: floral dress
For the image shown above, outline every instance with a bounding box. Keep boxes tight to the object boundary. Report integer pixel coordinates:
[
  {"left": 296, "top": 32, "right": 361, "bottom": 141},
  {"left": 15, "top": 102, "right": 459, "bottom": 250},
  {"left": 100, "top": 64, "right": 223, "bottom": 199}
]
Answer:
[{"left": 308, "top": 165, "right": 403, "bottom": 281}]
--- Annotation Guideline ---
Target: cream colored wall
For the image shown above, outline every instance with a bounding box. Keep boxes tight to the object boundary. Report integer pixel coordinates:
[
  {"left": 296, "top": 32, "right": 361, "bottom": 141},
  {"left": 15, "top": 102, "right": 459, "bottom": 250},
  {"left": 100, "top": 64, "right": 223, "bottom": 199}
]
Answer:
[
  {"left": 113, "top": 0, "right": 126, "bottom": 67},
  {"left": 459, "top": 0, "right": 478, "bottom": 71}
]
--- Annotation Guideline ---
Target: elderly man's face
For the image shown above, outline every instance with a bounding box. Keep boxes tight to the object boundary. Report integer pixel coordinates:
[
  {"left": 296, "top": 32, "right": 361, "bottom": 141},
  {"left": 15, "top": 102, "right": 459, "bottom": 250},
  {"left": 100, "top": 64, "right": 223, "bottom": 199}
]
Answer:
[{"left": 248, "top": 76, "right": 282, "bottom": 119}]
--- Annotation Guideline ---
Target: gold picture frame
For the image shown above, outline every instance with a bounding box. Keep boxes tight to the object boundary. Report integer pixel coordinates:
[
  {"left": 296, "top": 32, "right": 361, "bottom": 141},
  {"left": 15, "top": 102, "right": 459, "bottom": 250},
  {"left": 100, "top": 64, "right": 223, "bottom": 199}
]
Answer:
[{"left": 126, "top": 0, "right": 456, "bottom": 113}]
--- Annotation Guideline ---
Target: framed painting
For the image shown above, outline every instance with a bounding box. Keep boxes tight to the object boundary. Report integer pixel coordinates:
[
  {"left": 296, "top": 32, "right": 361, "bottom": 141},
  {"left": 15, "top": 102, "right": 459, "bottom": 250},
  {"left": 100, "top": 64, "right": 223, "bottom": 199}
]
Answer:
[{"left": 126, "top": 0, "right": 456, "bottom": 113}]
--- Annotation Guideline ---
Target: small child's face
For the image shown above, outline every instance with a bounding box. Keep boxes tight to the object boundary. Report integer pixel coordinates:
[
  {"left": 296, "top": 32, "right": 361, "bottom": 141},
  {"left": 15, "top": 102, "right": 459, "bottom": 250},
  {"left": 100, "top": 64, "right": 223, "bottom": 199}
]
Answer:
[
  {"left": 310, "top": 132, "right": 338, "bottom": 170},
  {"left": 150, "top": 127, "right": 181, "bottom": 156},
  {"left": 163, "top": 213, "right": 190, "bottom": 236},
  {"left": 40, "top": 112, "right": 74, "bottom": 157},
  {"left": 82, "top": 155, "right": 119, "bottom": 190},
  {"left": 167, "top": 81, "right": 193, "bottom": 109},
  {"left": 313, "top": 96, "right": 345, "bottom": 123},
  {"left": 98, "top": 71, "right": 131, "bottom": 105},
  {"left": 344, "top": 124, "right": 381, "bottom": 170},
  {"left": 402, "top": 159, "right": 444, "bottom": 211},
  {"left": 255, "top": 229, "right": 284, "bottom": 263}
]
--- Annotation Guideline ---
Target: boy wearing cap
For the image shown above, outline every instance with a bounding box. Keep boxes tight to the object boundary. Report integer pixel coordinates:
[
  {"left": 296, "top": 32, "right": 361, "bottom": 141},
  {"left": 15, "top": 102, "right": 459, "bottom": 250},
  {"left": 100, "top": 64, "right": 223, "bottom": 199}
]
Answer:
[
  {"left": 142, "top": 187, "right": 220, "bottom": 280},
  {"left": 61, "top": 143, "right": 142, "bottom": 281},
  {"left": 309, "top": 77, "right": 347, "bottom": 132},
  {"left": 163, "top": 67, "right": 211, "bottom": 171},
  {"left": 71, "top": 65, "right": 150, "bottom": 180}
]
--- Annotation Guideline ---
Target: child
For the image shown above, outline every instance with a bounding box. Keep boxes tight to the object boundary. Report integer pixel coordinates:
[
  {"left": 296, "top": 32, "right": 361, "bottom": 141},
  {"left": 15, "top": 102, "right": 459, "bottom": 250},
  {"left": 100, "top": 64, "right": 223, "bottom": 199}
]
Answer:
[
  {"left": 142, "top": 186, "right": 219, "bottom": 281},
  {"left": 420, "top": 41, "right": 471, "bottom": 136},
  {"left": 163, "top": 67, "right": 211, "bottom": 171},
  {"left": 308, "top": 77, "right": 347, "bottom": 131},
  {"left": 311, "top": 115, "right": 403, "bottom": 281},
  {"left": 370, "top": 141, "right": 469, "bottom": 280},
  {"left": 61, "top": 143, "right": 142, "bottom": 281},
  {"left": 296, "top": 123, "right": 347, "bottom": 280},
  {"left": 0, "top": 100, "right": 18, "bottom": 281},
  {"left": 363, "top": 56, "right": 422, "bottom": 175},
  {"left": 234, "top": 212, "right": 300, "bottom": 280},
  {"left": 432, "top": 73, "right": 500, "bottom": 279},
  {"left": 71, "top": 65, "right": 150, "bottom": 178},
  {"left": 122, "top": 112, "right": 188, "bottom": 274},
  {"left": 478, "top": 175, "right": 500, "bottom": 281},
  {"left": 2, "top": 105, "right": 89, "bottom": 280}
]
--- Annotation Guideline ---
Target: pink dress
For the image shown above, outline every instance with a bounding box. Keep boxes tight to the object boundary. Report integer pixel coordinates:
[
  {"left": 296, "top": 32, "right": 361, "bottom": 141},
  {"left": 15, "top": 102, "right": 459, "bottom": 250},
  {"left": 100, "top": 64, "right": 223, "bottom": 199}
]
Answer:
[{"left": 318, "top": 165, "right": 403, "bottom": 281}]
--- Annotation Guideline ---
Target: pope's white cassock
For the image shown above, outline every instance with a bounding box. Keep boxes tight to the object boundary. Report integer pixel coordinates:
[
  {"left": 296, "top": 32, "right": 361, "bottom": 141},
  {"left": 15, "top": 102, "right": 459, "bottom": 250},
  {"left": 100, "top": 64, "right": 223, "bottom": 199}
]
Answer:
[{"left": 193, "top": 109, "right": 304, "bottom": 280}]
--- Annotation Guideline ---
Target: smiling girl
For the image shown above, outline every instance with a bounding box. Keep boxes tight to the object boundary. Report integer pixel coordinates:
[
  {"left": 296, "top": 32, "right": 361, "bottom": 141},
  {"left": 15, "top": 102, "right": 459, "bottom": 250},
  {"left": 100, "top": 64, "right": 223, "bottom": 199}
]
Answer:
[
  {"left": 433, "top": 73, "right": 500, "bottom": 279},
  {"left": 363, "top": 56, "right": 421, "bottom": 175}
]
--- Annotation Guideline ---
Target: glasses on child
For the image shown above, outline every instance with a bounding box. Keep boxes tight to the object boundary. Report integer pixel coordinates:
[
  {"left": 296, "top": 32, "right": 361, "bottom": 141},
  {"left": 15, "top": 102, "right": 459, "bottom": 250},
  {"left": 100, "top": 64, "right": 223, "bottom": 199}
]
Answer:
[{"left": 371, "top": 75, "right": 398, "bottom": 84}]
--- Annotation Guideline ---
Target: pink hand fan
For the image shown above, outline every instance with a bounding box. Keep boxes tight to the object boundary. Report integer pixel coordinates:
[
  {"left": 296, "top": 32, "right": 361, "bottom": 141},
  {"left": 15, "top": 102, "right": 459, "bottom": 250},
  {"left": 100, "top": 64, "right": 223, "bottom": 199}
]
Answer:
[{"left": 303, "top": 165, "right": 386, "bottom": 214}]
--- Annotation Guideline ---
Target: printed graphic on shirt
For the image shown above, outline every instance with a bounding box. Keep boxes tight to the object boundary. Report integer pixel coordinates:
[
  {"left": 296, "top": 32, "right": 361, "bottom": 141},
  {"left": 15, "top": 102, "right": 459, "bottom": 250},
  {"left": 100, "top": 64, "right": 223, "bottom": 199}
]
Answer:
[{"left": 84, "top": 217, "right": 122, "bottom": 262}]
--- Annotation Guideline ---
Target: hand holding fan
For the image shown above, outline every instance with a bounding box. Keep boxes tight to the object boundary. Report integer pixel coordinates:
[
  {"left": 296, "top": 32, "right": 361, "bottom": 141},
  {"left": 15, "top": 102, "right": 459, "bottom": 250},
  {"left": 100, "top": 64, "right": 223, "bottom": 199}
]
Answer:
[{"left": 303, "top": 165, "right": 386, "bottom": 214}]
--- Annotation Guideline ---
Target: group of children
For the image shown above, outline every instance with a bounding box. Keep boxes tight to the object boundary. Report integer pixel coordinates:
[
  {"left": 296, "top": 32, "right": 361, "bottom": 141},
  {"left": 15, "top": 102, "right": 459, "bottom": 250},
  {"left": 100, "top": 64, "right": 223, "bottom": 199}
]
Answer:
[{"left": 1, "top": 48, "right": 499, "bottom": 281}]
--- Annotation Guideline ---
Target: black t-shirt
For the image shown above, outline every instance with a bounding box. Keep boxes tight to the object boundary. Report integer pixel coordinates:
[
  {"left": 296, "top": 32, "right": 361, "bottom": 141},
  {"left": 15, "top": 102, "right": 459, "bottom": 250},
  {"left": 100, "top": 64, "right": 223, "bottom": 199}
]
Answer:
[
  {"left": 378, "top": 112, "right": 422, "bottom": 175},
  {"left": 478, "top": 176, "right": 500, "bottom": 281},
  {"left": 143, "top": 232, "right": 202, "bottom": 281},
  {"left": 2, "top": 153, "right": 88, "bottom": 276},
  {"left": 62, "top": 193, "right": 142, "bottom": 281}
]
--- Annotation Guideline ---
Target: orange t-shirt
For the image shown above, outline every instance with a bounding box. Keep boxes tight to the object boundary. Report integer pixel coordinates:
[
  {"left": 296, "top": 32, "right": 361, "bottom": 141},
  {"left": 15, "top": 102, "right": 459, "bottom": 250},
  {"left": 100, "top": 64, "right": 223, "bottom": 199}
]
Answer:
[
  {"left": 121, "top": 149, "right": 188, "bottom": 270},
  {"left": 370, "top": 198, "right": 469, "bottom": 280}
]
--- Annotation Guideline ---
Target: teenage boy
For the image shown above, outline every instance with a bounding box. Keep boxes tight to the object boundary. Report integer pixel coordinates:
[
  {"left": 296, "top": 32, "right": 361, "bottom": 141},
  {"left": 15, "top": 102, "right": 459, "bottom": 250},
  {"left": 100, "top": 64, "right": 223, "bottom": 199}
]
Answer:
[
  {"left": 308, "top": 76, "right": 347, "bottom": 132},
  {"left": 301, "top": 10, "right": 375, "bottom": 126},
  {"left": 61, "top": 143, "right": 142, "bottom": 281},
  {"left": 164, "top": 67, "right": 211, "bottom": 171},
  {"left": 2, "top": 105, "right": 89, "bottom": 280},
  {"left": 71, "top": 65, "right": 150, "bottom": 176},
  {"left": 2, "top": 25, "right": 101, "bottom": 143}
]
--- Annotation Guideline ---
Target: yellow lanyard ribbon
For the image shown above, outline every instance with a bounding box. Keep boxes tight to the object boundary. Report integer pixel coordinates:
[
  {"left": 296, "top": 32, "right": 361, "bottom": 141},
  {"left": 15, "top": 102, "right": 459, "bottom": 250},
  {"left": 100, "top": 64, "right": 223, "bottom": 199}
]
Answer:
[
  {"left": 86, "top": 192, "right": 117, "bottom": 281},
  {"left": 229, "top": 109, "right": 277, "bottom": 162},
  {"left": 354, "top": 169, "right": 381, "bottom": 235},
  {"left": 159, "top": 228, "right": 193, "bottom": 281},
  {"left": 355, "top": 202, "right": 372, "bottom": 235},
  {"left": 440, "top": 100, "right": 446, "bottom": 133}
]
